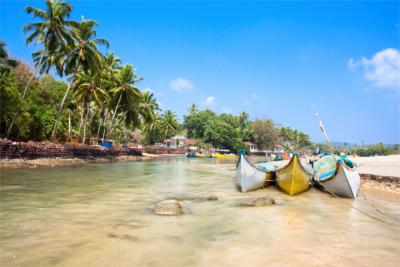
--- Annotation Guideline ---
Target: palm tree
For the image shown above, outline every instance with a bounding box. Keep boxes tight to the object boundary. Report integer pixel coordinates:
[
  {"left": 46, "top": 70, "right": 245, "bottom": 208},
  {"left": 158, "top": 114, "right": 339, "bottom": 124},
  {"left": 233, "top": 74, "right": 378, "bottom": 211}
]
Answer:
[
  {"left": 51, "top": 18, "right": 109, "bottom": 141},
  {"left": 103, "top": 52, "right": 121, "bottom": 77},
  {"left": 107, "top": 64, "right": 142, "bottom": 137},
  {"left": 159, "top": 110, "right": 178, "bottom": 139},
  {"left": 115, "top": 90, "right": 159, "bottom": 136},
  {"left": 73, "top": 69, "right": 109, "bottom": 143},
  {"left": 139, "top": 91, "right": 159, "bottom": 123},
  {"left": 7, "top": 0, "right": 76, "bottom": 138},
  {"left": 0, "top": 41, "right": 18, "bottom": 72}
]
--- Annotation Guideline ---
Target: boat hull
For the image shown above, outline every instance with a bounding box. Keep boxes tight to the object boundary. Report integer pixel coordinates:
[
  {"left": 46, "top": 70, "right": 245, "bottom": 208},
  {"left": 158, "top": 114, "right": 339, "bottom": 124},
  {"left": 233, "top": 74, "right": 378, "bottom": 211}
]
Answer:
[
  {"left": 318, "top": 162, "right": 360, "bottom": 199},
  {"left": 215, "top": 153, "right": 238, "bottom": 159},
  {"left": 235, "top": 154, "right": 273, "bottom": 192},
  {"left": 276, "top": 154, "right": 312, "bottom": 196}
]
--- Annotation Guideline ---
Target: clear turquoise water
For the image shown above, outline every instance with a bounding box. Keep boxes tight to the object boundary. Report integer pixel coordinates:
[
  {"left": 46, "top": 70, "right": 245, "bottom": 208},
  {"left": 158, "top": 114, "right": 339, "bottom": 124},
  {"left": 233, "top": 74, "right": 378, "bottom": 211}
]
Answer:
[{"left": 1, "top": 157, "right": 399, "bottom": 267}]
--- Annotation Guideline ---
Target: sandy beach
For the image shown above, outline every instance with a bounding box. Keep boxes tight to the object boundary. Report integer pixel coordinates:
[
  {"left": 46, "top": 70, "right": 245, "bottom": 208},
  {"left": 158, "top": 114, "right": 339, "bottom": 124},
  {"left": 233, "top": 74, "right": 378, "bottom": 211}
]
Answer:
[{"left": 352, "top": 155, "right": 400, "bottom": 177}]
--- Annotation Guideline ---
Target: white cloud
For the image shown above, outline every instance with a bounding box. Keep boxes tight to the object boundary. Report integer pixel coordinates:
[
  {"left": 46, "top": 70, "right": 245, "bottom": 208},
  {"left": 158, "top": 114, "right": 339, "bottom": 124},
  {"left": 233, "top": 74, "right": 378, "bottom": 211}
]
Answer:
[
  {"left": 169, "top": 77, "right": 194, "bottom": 92},
  {"left": 204, "top": 96, "right": 215, "bottom": 106},
  {"left": 348, "top": 48, "right": 400, "bottom": 91}
]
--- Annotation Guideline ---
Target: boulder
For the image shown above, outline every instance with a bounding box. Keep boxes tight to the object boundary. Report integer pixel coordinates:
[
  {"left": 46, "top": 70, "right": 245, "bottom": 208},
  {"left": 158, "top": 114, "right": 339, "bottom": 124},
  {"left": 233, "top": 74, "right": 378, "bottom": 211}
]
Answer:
[
  {"left": 239, "top": 197, "right": 275, "bottom": 207},
  {"left": 154, "top": 200, "right": 183, "bottom": 216}
]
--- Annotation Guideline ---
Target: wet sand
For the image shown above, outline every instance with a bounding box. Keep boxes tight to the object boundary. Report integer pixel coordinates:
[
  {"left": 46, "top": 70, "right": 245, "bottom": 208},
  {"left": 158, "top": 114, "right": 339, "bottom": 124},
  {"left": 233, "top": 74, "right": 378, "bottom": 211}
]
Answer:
[{"left": 0, "top": 158, "right": 399, "bottom": 267}]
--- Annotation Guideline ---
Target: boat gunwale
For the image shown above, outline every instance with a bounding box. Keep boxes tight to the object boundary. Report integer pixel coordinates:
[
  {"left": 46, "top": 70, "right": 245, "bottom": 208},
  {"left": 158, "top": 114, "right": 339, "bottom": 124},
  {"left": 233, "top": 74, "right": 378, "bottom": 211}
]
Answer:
[
  {"left": 236, "top": 154, "right": 275, "bottom": 174},
  {"left": 314, "top": 157, "right": 358, "bottom": 182},
  {"left": 276, "top": 154, "right": 314, "bottom": 176},
  {"left": 318, "top": 161, "right": 358, "bottom": 199}
]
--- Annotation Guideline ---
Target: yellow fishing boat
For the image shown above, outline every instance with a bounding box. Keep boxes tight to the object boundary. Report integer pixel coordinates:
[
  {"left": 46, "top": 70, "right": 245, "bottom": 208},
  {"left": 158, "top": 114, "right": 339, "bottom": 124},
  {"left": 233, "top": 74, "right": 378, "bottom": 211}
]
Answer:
[
  {"left": 214, "top": 153, "right": 238, "bottom": 159},
  {"left": 195, "top": 153, "right": 211, "bottom": 158},
  {"left": 275, "top": 154, "right": 312, "bottom": 196}
]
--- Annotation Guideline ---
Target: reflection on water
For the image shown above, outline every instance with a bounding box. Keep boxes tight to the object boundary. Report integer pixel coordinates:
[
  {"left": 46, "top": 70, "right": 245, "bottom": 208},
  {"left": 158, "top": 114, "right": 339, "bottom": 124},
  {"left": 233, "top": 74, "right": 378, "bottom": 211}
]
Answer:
[{"left": 0, "top": 157, "right": 399, "bottom": 267}]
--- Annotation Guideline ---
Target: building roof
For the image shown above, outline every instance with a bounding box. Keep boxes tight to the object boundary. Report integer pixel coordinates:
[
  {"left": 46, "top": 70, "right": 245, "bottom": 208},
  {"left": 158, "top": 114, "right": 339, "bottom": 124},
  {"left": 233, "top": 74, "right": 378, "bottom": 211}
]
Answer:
[{"left": 185, "top": 138, "right": 198, "bottom": 145}]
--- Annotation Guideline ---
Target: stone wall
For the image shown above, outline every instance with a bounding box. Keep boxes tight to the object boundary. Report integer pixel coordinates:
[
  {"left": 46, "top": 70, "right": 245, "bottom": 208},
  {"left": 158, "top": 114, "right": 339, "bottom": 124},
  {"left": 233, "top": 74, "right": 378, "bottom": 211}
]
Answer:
[{"left": 0, "top": 139, "right": 142, "bottom": 159}]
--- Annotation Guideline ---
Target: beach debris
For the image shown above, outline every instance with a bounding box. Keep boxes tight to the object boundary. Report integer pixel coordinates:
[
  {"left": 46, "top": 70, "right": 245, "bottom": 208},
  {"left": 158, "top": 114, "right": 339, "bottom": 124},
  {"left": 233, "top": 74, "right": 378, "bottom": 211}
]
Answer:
[
  {"left": 238, "top": 196, "right": 275, "bottom": 207},
  {"left": 154, "top": 200, "right": 183, "bottom": 216}
]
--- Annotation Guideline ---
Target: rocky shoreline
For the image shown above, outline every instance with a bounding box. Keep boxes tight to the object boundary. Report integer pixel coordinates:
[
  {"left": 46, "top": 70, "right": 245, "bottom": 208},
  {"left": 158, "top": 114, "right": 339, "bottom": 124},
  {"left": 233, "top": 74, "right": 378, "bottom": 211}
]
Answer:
[{"left": 0, "top": 139, "right": 186, "bottom": 169}]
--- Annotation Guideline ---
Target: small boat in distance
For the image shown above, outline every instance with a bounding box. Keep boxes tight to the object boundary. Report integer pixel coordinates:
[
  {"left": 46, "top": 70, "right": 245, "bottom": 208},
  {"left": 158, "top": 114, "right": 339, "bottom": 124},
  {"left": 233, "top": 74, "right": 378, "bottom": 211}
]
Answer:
[
  {"left": 195, "top": 153, "right": 211, "bottom": 158},
  {"left": 275, "top": 153, "right": 312, "bottom": 196},
  {"left": 314, "top": 155, "right": 360, "bottom": 198},
  {"left": 214, "top": 152, "right": 238, "bottom": 159},
  {"left": 236, "top": 152, "right": 275, "bottom": 192}
]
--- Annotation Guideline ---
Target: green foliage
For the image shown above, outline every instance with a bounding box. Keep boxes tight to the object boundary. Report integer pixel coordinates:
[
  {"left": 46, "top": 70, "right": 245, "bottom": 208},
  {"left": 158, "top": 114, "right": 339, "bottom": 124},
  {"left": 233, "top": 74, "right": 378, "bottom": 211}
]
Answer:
[
  {"left": 183, "top": 108, "right": 247, "bottom": 152},
  {"left": 143, "top": 110, "right": 179, "bottom": 145},
  {"left": 280, "top": 126, "right": 311, "bottom": 148},
  {"left": 350, "top": 143, "right": 398, "bottom": 156},
  {"left": 0, "top": 64, "right": 72, "bottom": 141},
  {"left": 249, "top": 119, "right": 280, "bottom": 150}
]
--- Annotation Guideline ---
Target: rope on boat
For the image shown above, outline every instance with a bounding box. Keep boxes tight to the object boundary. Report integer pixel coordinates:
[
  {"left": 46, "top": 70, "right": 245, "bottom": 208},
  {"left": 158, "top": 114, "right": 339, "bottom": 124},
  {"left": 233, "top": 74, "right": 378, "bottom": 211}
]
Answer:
[{"left": 317, "top": 181, "right": 399, "bottom": 227}]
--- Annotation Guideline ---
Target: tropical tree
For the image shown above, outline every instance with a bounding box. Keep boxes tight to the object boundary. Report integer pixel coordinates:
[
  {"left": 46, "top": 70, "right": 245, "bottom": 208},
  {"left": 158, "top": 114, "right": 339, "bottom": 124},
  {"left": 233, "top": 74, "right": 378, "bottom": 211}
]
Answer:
[
  {"left": 137, "top": 91, "right": 159, "bottom": 124},
  {"left": 103, "top": 52, "right": 121, "bottom": 77},
  {"left": 250, "top": 119, "right": 280, "bottom": 150},
  {"left": 72, "top": 69, "right": 109, "bottom": 143},
  {"left": 159, "top": 110, "right": 179, "bottom": 138},
  {"left": 0, "top": 41, "right": 18, "bottom": 72},
  {"left": 51, "top": 18, "right": 109, "bottom": 141},
  {"left": 7, "top": 0, "right": 76, "bottom": 138},
  {"left": 107, "top": 64, "right": 141, "bottom": 137}
]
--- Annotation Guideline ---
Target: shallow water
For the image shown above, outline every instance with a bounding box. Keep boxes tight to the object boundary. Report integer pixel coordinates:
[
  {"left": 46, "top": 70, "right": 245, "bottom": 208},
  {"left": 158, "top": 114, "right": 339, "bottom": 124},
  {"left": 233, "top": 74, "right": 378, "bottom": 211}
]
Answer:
[{"left": 0, "top": 157, "right": 399, "bottom": 267}]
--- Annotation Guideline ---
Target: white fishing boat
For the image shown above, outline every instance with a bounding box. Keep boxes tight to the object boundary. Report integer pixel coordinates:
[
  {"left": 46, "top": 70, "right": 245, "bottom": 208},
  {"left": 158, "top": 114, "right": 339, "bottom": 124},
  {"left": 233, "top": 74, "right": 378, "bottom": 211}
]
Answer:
[
  {"left": 235, "top": 153, "right": 274, "bottom": 192},
  {"left": 314, "top": 156, "right": 360, "bottom": 199}
]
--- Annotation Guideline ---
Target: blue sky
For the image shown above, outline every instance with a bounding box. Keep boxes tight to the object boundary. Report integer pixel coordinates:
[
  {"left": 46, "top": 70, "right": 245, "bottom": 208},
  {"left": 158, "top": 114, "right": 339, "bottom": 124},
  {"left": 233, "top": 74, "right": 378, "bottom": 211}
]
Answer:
[{"left": 1, "top": 0, "right": 399, "bottom": 144}]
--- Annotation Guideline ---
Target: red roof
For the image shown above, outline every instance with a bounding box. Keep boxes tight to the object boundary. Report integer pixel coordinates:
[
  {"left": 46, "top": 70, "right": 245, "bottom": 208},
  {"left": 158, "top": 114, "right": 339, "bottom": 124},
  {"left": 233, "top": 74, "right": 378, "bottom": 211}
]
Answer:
[{"left": 185, "top": 138, "right": 198, "bottom": 145}]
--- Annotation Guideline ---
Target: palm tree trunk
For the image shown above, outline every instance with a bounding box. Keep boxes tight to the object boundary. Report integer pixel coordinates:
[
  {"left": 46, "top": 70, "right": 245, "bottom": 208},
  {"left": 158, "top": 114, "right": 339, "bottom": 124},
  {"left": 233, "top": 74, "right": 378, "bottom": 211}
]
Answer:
[
  {"left": 51, "top": 83, "right": 71, "bottom": 142},
  {"left": 87, "top": 110, "right": 97, "bottom": 144},
  {"left": 107, "top": 93, "right": 122, "bottom": 138},
  {"left": 6, "top": 52, "right": 44, "bottom": 138},
  {"left": 109, "top": 113, "right": 126, "bottom": 137},
  {"left": 68, "top": 114, "right": 71, "bottom": 142},
  {"left": 78, "top": 101, "right": 85, "bottom": 139},
  {"left": 101, "top": 111, "right": 108, "bottom": 141},
  {"left": 82, "top": 103, "right": 90, "bottom": 145},
  {"left": 96, "top": 113, "right": 103, "bottom": 141}
]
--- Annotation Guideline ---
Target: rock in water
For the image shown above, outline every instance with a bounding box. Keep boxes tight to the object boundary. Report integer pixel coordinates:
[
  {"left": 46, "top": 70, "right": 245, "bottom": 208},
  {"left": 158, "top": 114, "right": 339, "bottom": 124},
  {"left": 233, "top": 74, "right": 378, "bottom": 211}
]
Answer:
[
  {"left": 239, "top": 197, "right": 275, "bottom": 207},
  {"left": 154, "top": 200, "right": 183, "bottom": 216}
]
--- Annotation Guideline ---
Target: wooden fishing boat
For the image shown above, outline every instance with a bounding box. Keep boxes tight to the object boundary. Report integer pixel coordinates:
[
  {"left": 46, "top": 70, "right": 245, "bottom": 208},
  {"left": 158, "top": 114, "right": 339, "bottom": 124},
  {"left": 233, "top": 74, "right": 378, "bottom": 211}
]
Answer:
[
  {"left": 214, "top": 152, "right": 238, "bottom": 159},
  {"left": 314, "top": 156, "right": 360, "bottom": 199},
  {"left": 275, "top": 154, "right": 312, "bottom": 196},
  {"left": 195, "top": 153, "right": 211, "bottom": 158},
  {"left": 235, "top": 153, "right": 275, "bottom": 192}
]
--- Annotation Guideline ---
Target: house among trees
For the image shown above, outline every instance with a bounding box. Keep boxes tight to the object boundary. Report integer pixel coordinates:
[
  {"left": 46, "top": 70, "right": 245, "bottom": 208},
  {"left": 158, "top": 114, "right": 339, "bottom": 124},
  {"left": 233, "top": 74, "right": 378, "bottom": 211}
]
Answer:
[
  {"left": 163, "top": 135, "right": 199, "bottom": 149},
  {"left": 244, "top": 142, "right": 258, "bottom": 153}
]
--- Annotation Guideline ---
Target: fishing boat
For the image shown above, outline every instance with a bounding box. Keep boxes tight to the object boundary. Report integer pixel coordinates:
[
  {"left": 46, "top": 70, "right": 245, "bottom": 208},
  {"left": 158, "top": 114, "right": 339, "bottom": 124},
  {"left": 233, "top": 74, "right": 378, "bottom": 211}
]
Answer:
[
  {"left": 275, "top": 154, "right": 312, "bottom": 196},
  {"left": 214, "top": 152, "right": 238, "bottom": 159},
  {"left": 195, "top": 153, "right": 211, "bottom": 158},
  {"left": 313, "top": 155, "right": 360, "bottom": 198},
  {"left": 186, "top": 152, "right": 196, "bottom": 158},
  {"left": 235, "top": 153, "right": 275, "bottom": 192}
]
